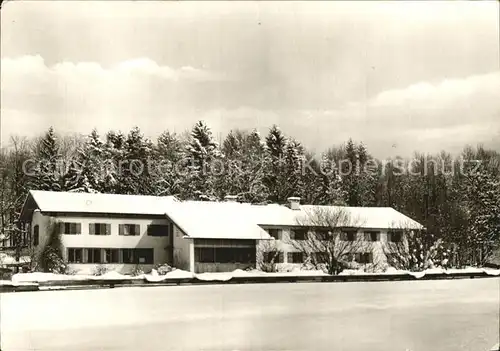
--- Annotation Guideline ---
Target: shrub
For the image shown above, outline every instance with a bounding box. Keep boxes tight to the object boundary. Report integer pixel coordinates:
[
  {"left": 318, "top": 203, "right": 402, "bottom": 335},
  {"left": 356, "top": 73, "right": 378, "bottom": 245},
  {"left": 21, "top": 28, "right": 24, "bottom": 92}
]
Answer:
[
  {"left": 153, "top": 263, "right": 174, "bottom": 275},
  {"left": 64, "top": 267, "right": 78, "bottom": 275},
  {"left": 131, "top": 264, "right": 144, "bottom": 277},
  {"left": 39, "top": 220, "right": 67, "bottom": 273},
  {"left": 92, "top": 264, "right": 109, "bottom": 276}
]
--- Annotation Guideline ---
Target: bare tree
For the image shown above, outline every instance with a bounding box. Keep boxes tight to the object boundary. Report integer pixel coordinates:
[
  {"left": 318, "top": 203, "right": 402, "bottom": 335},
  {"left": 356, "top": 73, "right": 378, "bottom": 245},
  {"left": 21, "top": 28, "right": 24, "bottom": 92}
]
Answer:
[
  {"left": 0, "top": 136, "right": 33, "bottom": 269},
  {"left": 256, "top": 239, "right": 283, "bottom": 273},
  {"left": 287, "top": 206, "right": 366, "bottom": 275},
  {"left": 382, "top": 221, "right": 450, "bottom": 271}
]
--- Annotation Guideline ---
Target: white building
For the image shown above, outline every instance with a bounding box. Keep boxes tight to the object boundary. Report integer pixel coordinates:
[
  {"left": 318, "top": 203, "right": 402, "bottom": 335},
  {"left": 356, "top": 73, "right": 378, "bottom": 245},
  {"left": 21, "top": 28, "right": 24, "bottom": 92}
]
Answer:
[{"left": 20, "top": 190, "right": 424, "bottom": 274}]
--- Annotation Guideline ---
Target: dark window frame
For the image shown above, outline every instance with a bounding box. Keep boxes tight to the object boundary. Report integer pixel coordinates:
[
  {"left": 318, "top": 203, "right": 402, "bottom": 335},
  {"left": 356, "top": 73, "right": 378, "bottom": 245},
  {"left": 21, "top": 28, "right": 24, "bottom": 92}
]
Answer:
[
  {"left": 355, "top": 252, "right": 373, "bottom": 264},
  {"left": 135, "top": 248, "right": 154, "bottom": 264},
  {"left": 263, "top": 251, "right": 284, "bottom": 264},
  {"left": 287, "top": 252, "right": 304, "bottom": 264},
  {"left": 314, "top": 228, "right": 331, "bottom": 241},
  {"left": 33, "top": 225, "right": 39, "bottom": 246},
  {"left": 119, "top": 224, "right": 140, "bottom": 236},
  {"left": 290, "top": 229, "right": 308, "bottom": 241},
  {"left": 60, "top": 222, "right": 81, "bottom": 235},
  {"left": 364, "top": 231, "right": 380, "bottom": 242},
  {"left": 389, "top": 231, "right": 403, "bottom": 243},
  {"left": 121, "top": 248, "right": 135, "bottom": 263},
  {"left": 89, "top": 223, "right": 111, "bottom": 235},
  {"left": 147, "top": 224, "right": 170, "bottom": 237},
  {"left": 87, "top": 248, "right": 102, "bottom": 264},
  {"left": 67, "top": 248, "right": 83, "bottom": 263},
  {"left": 104, "top": 248, "right": 120, "bottom": 264},
  {"left": 341, "top": 230, "right": 357, "bottom": 242},
  {"left": 266, "top": 228, "right": 281, "bottom": 240}
]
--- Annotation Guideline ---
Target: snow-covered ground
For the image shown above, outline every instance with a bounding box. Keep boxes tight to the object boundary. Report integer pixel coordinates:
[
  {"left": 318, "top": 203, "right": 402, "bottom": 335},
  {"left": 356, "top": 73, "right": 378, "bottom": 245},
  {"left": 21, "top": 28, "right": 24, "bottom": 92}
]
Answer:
[
  {"left": 5, "top": 266, "right": 499, "bottom": 285},
  {"left": 339, "top": 266, "right": 500, "bottom": 277},
  {"left": 2, "top": 279, "right": 499, "bottom": 351},
  {"left": 9, "top": 271, "right": 146, "bottom": 284}
]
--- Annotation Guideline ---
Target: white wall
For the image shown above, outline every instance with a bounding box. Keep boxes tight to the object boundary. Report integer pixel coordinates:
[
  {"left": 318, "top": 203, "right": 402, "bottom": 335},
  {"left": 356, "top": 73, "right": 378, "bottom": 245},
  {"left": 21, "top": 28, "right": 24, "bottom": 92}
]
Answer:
[
  {"left": 31, "top": 212, "right": 173, "bottom": 274},
  {"left": 31, "top": 210, "right": 51, "bottom": 263},
  {"left": 172, "top": 225, "right": 193, "bottom": 272}
]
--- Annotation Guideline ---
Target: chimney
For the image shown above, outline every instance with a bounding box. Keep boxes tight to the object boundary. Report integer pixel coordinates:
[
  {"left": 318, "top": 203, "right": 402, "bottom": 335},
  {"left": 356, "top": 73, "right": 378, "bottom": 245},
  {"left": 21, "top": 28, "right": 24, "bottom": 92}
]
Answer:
[
  {"left": 224, "top": 195, "right": 238, "bottom": 203},
  {"left": 287, "top": 197, "right": 301, "bottom": 210}
]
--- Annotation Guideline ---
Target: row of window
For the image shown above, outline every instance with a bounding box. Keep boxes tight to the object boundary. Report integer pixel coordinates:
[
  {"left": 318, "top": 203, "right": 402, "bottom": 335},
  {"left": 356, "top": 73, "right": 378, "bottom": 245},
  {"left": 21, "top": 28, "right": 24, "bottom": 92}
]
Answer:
[
  {"left": 56, "top": 223, "right": 170, "bottom": 237},
  {"left": 266, "top": 228, "right": 403, "bottom": 243},
  {"left": 263, "top": 251, "right": 374, "bottom": 264},
  {"left": 67, "top": 247, "right": 154, "bottom": 264},
  {"left": 195, "top": 247, "right": 256, "bottom": 264}
]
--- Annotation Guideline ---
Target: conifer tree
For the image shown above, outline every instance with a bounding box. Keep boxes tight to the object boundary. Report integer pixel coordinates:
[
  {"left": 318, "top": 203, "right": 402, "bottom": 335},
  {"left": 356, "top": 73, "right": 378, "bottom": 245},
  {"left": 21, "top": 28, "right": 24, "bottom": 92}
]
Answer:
[
  {"left": 180, "top": 121, "right": 220, "bottom": 200},
  {"left": 30, "top": 127, "right": 62, "bottom": 191},
  {"left": 152, "top": 131, "right": 184, "bottom": 196}
]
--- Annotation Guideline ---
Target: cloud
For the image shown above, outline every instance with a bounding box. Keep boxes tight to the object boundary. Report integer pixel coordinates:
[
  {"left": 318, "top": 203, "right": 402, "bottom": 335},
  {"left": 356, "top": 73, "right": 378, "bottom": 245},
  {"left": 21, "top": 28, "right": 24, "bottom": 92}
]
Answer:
[
  {"left": 0, "top": 55, "right": 235, "bottom": 119},
  {"left": 290, "top": 71, "right": 500, "bottom": 156},
  {"left": 1, "top": 55, "right": 499, "bottom": 157},
  {"left": 1, "top": 55, "right": 229, "bottom": 106}
]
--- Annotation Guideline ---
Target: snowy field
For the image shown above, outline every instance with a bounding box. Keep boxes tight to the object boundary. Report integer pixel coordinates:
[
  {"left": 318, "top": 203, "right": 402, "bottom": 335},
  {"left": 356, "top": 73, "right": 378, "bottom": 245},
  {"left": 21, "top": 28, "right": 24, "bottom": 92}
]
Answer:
[{"left": 2, "top": 279, "right": 499, "bottom": 351}]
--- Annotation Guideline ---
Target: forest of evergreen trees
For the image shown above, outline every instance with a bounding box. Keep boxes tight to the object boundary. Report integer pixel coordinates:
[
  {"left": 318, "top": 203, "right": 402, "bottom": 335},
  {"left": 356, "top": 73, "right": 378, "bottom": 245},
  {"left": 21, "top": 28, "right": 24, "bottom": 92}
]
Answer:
[{"left": 0, "top": 121, "right": 499, "bottom": 266}]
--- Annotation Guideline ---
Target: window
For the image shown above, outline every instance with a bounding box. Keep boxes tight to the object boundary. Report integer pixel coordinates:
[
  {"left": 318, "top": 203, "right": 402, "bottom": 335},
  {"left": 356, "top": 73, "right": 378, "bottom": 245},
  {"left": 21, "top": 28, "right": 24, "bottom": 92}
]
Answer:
[
  {"left": 290, "top": 229, "right": 308, "bottom": 241},
  {"left": 341, "top": 231, "right": 357, "bottom": 241},
  {"left": 67, "top": 248, "right": 83, "bottom": 263},
  {"left": 195, "top": 247, "right": 256, "bottom": 264},
  {"left": 119, "top": 224, "right": 140, "bottom": 236},
  {"left": 217, "top": 247, "right": 255, "bottom": 264},
  {"left": 104, "top": 249, "right": 120, "bottom": 264},
  {"left": 233, "top": 247, "right": 255, "bottom": 264},
  {"left": 135, "top": 248, "right": 154, "bottom": 264},
  {"left": 87, "top": 248, "right": 102, "bottom": 264},
  {"left": 287, "top": 252, "right": 304, "bottom": 264},
  {"left": 59, "top": 222, "right": 81, "bottom": 235},
  {"left": 355, "top": 253, "right": 373, "bottom": 264},
  {"left": 89, "top": 223, "right": 111, "bottom": 235},
  {"left": 364, "top": 231, "right": 380, "bottom": 242},
  {"left": 194, "top": 239, "right": 255, "bottom": 247},
  {"left": 33, "top": 225, "right": 39, "bottom": 246},
  {"left": 315, "top": 228, "right": 331, "bottom": 241},
  {"left": 67, "top": 248, "right": 153, "bottom": 264},
  {"left": 263, "top": 251, "right": 284, "bottom": 264},
  {"left": 311, "top": 251, "right": 328, "bottom": 263},
  {"left": 147, "top": 224, "right": 170, "bottom": 237},
  {"left": 121, "top": 248, "right": 135, "bottom": 264},
  {"left": 266, "top": 228, "right": 282, "bottom": 240},
  {"left": 389, "top": 231, "right": 403, "bottom": 243},
  {"left": 195, "top": 247, "right": 215, "bottom": 263}
]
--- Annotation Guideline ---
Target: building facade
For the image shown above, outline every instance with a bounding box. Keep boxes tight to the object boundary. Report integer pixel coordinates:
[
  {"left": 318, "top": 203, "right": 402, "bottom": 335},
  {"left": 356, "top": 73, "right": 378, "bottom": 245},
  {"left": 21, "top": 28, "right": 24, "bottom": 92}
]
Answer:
[{"left": 20, "top": 191, "right": 424, "bottom": 274}]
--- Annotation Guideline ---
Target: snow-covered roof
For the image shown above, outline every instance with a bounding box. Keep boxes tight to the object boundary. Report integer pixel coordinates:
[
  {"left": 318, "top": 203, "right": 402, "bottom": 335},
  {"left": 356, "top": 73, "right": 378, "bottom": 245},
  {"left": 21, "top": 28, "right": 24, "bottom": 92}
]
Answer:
[
  {"left": 298, "top": 205, "right": 424, "bottom": 230},
  {"left": 163, "top": 201, "right": 424, "bottom": 239},
  {"left": 164, "top": 201, "right": 273, "bottom": 240},
  {"left": 21, "top": 190, "right": 177, "bottom": 218},
  {"left": 20, "top": 191, "right": 424, "bottom": 237}
]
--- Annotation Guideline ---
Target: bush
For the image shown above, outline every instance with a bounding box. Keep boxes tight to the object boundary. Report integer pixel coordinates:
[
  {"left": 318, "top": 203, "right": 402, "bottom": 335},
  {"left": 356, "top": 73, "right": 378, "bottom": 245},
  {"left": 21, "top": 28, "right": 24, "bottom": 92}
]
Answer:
[
  {"left": 131, "top": 264, "right": 144, "bottom": 277},
  {"left": 153, "top": 263, "right": 174, "bottom": 275},
  {"left": 0, "top": 267, "right": 13, "bottom": 280},
  {"left": 92, "top": 264, "right": 109, "bottom": 276},
  {"left": 64, "top": 267, "right": 78, "bottom": 275},
  {"left": 39, "top": 220, "right": 67, "bottom": 273},
  {"left": 40, "top": 249, "right": 67, "bottom": 274}
]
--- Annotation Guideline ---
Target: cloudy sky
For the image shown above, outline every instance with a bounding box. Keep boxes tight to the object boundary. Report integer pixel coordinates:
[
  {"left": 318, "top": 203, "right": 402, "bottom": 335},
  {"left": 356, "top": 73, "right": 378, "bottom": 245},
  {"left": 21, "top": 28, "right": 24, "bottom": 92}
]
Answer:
[{"left": 1, "top": 1, "right": 499, "bottom": 157}]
